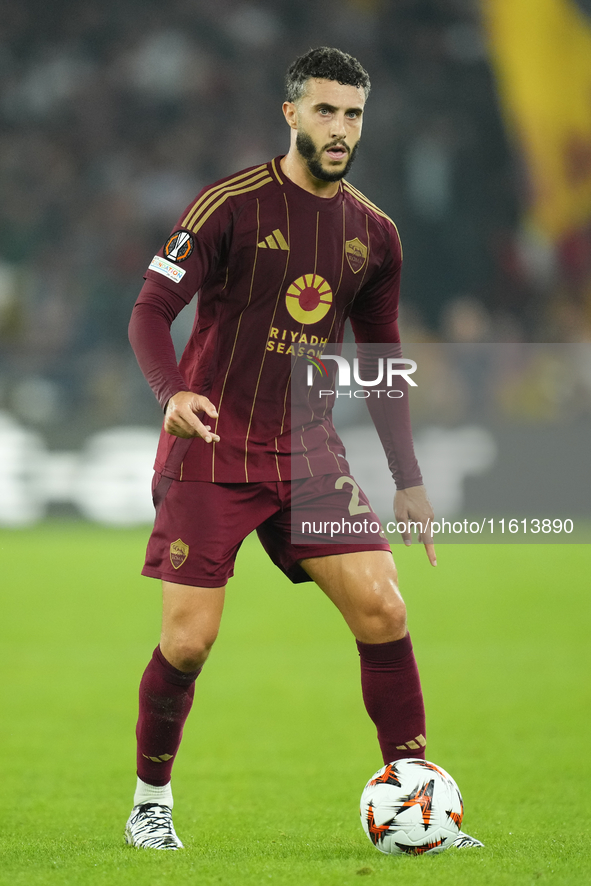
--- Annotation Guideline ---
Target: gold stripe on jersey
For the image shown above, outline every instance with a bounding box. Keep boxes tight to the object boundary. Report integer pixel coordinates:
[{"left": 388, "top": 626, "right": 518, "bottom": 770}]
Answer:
[
  {"left": 211, "top": 198, "right": 262, "bottom": 481},
  {"left": 313, "top": 212, "right": 320, "bottom": 275},
  {"left": 182, "top": 166, "right": 267, "bottom": 228},
  {"left": 296, "top": 204, "right": 327, "bottom": 470},
  {"left": 191, "top": 176, "right": 273, "bottom": 235},
  {"left": 342, "top": 181, "right": 395, "bottom": 225},
  {"left": 183, "top": 166, "right": 273, "bottom": 231},
  {"left": 318, "top": 201, "right": 349, "bottom": 361},
  {"left": 342, "top": 210, "right": 372, "bottom": 311},
  {"left": 278, "top": 360, "right": 294, "bottom": 460},
  {"left": 188, "top": 173, "right": 273, "bottom": 235},
  {"left": 336, "top": 201, "right": 346, "bottom": 295},
  {"left": 244, "top": 194, "right": 291, "bottom": 481},
  {"left": 182, "top": 164, "right": 268, "bottom": 229},
  {"left": 362, "top": 212, "right": 371, "bottom": 288},
  {"left": 327, "top": 200, "right": 347, "bottom": 338},
  {"left": 323, "top": 203, "right": 346, "bottom": 341},
  {"left": 307, "top": 212, "right": 341, "bottom": 475},
  {"left": 271, "top": 157, "right": 283, "bottom": 185},
  {"left": 321, "top": 421, "right": 346, "bottom": 472},
  {"left": 349, "top": 212, "right": 372, "bottom": 299},
  {"left": 318, "top": 213, "right": 371, "bottom": 445},
  {"left": 187, "top": 168, "right": 269, "bottom": 228},
  {"left": 308, "top": 202, "right": 345, "bottom": 438},
  {"left": 300, "top": 427, "right": 313, "bottom": 477},
  {"left": 277, "top": 194, "right": 294, "bottom": 450},
  {"left": 343, "top": 181, "right": 403, "bottom": 257}
]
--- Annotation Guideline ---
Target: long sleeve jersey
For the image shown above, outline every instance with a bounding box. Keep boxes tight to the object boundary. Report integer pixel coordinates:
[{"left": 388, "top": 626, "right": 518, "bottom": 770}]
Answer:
[{"left": 129, "top": 156, "right": 422, "bottom": 487}]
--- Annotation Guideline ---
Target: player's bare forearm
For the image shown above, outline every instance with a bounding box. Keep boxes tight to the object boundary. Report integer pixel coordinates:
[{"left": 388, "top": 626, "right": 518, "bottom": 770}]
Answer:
[
  {"left": 164, "top": 391, "right": 220, "bottom": 442},
  {"left": 394, "top": 484, "right": 437, "bottom": 567}
]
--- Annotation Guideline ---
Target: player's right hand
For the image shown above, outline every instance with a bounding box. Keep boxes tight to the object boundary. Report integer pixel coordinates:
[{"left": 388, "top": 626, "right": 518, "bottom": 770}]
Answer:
[{"left": 164, "top": 391, "right": 220, "bottom": 442}]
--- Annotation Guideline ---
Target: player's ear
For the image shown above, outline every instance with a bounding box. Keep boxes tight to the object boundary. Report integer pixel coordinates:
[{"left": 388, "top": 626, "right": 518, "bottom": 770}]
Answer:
[{"left": 282, "top": 101, "right": 298, "bottom": 130}]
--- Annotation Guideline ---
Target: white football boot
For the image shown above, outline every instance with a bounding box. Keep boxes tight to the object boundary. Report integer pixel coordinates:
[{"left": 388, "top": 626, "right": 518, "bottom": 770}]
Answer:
[
  {"left": 125, "top": 803, "right": 184, "bottom": 850},
  {"left": 451, "top": 830, "right": 485, "bottom": 848}
]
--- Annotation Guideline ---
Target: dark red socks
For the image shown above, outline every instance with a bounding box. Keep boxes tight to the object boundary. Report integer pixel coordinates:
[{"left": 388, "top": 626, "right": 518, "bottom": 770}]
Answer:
[
  {"left": 136, "top": 636, "right": 423, "bottom": 786},
  {"left": 136, "top": 645, "right": 201, "bottom": 786},
  {"left": 356, "top": 632, "right": 426, "bottom": 764}
]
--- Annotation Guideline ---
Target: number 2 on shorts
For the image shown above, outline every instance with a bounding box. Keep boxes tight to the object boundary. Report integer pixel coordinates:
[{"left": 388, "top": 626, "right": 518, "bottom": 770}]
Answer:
[{"left": 335, "top": 476, "right": 371, "bottom": 516}]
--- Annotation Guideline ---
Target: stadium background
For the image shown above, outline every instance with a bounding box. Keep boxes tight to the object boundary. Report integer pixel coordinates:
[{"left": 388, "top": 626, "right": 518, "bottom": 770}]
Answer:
[
  {"left": 1, "top": 2, "right": 590, "bottom": 884},
  {"left": 1, "top": 0, "right": 591, "bottom": 527}
]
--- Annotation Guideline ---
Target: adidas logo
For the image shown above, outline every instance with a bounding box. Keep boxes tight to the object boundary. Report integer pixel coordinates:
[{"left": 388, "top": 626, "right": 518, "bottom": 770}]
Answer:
[
  {"left": 258, "top": 229, "right": 289, "bottom": 250},
  {"left": 395, "top": 734, "right": 427, "bottom": 752}
]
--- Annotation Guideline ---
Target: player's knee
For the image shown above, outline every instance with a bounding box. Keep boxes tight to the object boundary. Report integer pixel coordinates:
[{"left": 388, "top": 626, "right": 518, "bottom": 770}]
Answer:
[
  {"left": 164, "top": 630, "right": 218, "bottom": 672},
  {"left": 358, "top": 578, "right": 407, "bottom": 642},
  {"left": 375, "top": 587, "right": 407, "bottom": 634}
]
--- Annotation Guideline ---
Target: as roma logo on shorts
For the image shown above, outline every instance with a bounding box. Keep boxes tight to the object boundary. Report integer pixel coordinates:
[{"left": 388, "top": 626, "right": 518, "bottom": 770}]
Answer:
[
  {"left": 345, "top": 237, "right": 368, "bottom": 274},
  {"left": 164, "top": 230, "right": 194, "bottom": 263},
  {"left": 170, "top": 539, "right": 189, "bottom": 570},
  {"left": 285, "top": 274, "right": 333, "bottom": 325}
]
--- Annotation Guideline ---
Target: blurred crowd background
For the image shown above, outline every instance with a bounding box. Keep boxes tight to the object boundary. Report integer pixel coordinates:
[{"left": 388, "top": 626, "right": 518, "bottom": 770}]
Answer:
[{"left": 1, "top": 0, "right": 591, "bottom": 451}]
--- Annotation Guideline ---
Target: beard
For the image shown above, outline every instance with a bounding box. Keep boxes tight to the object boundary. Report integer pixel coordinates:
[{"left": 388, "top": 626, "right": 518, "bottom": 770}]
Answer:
[{"left": 296, "top": 130, "right": 359, "bottom": 182}]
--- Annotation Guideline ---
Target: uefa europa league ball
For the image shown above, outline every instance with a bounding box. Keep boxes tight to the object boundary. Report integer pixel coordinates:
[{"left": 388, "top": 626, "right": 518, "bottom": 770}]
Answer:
[{"left": 360, "top": 758, "right": 463, "bottom": 856}]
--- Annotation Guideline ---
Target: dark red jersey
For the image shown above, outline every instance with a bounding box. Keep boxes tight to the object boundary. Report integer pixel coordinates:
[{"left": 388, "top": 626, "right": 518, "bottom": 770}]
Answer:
[{"left": 130, "top": 156, "right": 422, "bottom": 486}]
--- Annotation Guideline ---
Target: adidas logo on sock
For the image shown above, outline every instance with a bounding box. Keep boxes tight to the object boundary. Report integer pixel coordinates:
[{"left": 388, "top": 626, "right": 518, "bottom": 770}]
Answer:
[
  {"left": 395, "top": 734, "right": 427, "bottom": 751},
  {"left": 258, "top": 229, "right": 289, "bottom": 250}
]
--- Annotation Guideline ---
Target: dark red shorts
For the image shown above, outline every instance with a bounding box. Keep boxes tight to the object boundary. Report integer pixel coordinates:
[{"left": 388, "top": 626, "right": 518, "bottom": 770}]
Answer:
[{"left": 142, "top": 473, "right": 391, "bottom": 588}]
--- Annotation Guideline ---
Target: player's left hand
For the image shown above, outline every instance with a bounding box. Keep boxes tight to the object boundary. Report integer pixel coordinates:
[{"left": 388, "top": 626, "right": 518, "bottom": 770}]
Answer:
[{"left": 393, "top": 484, "right": 436, "bottom": 567}]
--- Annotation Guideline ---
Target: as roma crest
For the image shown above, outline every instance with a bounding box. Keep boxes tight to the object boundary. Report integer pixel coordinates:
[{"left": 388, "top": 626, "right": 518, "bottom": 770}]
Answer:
[
  {"left": 170, "top": 539, "right": 189, "bottom": 570},
  {"left": 345, "top": 237, "right": 367, "bottom": 274}
]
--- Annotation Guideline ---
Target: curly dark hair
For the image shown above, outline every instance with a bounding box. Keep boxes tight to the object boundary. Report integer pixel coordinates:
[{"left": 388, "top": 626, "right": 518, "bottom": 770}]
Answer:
[{"left": 285, "top": 47, "right": 371, "bottom": 103}]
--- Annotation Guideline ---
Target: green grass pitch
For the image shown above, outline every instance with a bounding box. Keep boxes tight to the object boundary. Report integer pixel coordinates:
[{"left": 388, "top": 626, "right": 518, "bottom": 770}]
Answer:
[{"left": 0, "top": 524, "right": 590, "bottom": 886}]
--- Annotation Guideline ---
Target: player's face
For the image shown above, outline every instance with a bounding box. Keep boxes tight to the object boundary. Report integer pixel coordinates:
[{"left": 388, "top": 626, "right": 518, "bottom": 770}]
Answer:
[{"left": 291, "top": 79, "right": 365, "bottom": 183}]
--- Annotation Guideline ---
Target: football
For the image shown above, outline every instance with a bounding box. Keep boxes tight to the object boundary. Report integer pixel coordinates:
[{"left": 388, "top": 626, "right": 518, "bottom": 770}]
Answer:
[{"left": 360, "top": 758, "right": 463, "bottom": 856}]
